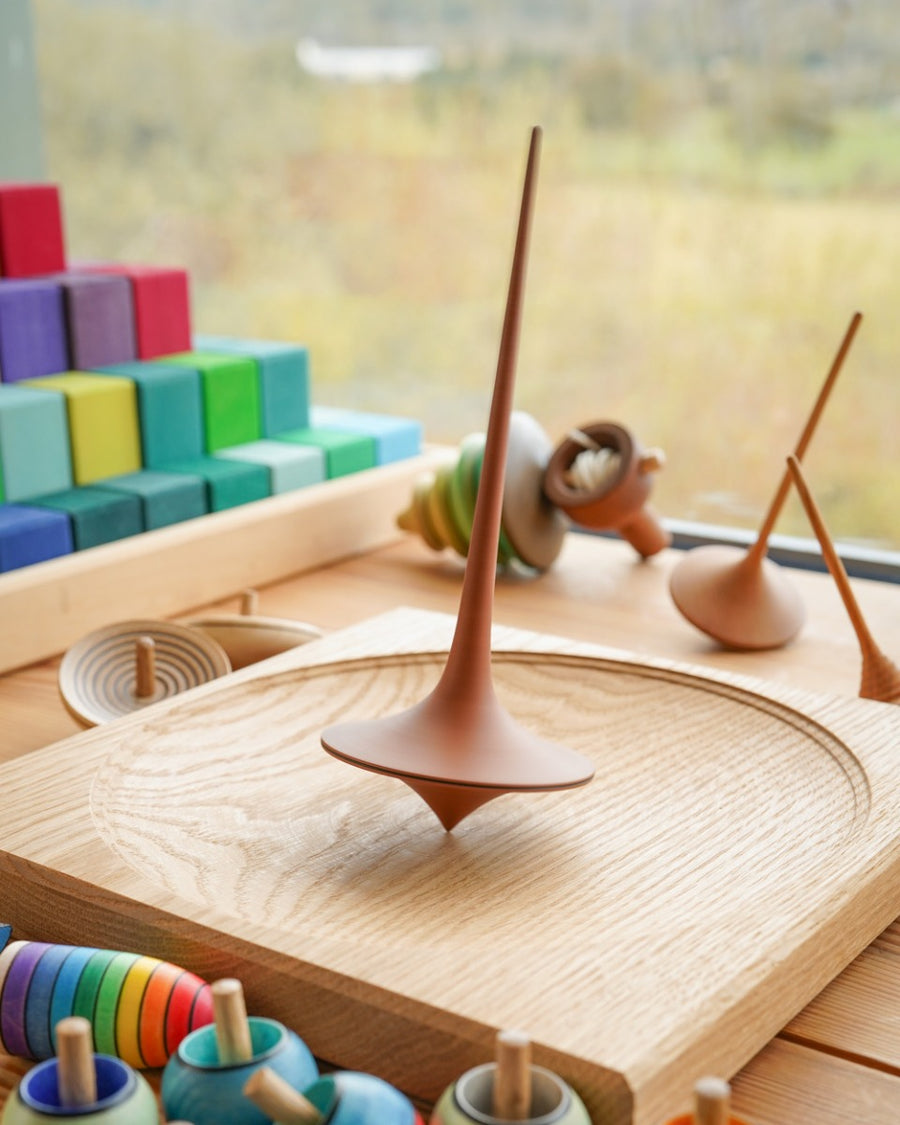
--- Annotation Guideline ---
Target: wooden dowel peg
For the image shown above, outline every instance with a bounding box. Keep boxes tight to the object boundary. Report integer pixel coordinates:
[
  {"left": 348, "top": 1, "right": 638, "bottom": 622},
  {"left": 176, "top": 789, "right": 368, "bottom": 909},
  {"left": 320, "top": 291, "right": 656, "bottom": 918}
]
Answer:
[
  {"left": 56, "top": 1016, "right": 97, "bottom": 1108},
  {"left": 493, "top": 1029, "right": 532, "bottom": 1121},
  {"left": 243, "top": 1066, "right": 323, "bottom": 1124},
  {"left": 693, "top": 1076, "right": 731, "bottom": 1125},
  {"left": 240, "top": 588, "right": 259, "bottom": 616},
  {"left": 786, "top": 455, "right": 900, "bottom": 703},
  {"left": 211, "top": 977, "right": 254, "bottom": 1064},
  {"left": 134, "top": 636, "right": 156, "bottom": 699}
]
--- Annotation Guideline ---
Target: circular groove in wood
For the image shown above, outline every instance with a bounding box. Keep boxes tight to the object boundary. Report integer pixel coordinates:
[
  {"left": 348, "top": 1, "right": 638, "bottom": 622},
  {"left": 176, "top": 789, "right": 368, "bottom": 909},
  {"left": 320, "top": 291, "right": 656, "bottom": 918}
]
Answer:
[
  {"left": 59, "top": 621, "right": 232, "bottom": 726},
  {"left": 91, "top": 650, "right": 869, "bottom": 963}
]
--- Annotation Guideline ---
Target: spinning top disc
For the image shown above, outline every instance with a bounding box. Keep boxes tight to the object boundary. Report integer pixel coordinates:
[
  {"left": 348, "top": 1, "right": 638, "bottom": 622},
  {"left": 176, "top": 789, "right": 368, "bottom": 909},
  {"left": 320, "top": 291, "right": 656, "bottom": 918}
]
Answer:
[{"left": 59, "top": 620, "right": 231, "bottom": 726}]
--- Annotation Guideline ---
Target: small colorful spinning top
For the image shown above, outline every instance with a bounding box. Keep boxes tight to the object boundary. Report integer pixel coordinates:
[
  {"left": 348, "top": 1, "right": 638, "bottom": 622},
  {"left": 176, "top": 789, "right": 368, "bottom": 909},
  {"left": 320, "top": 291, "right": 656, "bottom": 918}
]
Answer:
[
  {"left": 543, "top": 421, "right": 670, "bottom": 558},
  {"left": 663, "top": 1076, "right": 750, "bottom": 1125},
  {"left": 161, "top": 978, "right": 318, "bottom": 1125},
  {"left": 0, "top": 928, "right": 213, "bottom": 1067},
  {"left": 397, "top": 412, "right": 568, "bottom": 571},
  {"left": 244, "top": 1065, "right": 422, "bottom": 1125},
  {"left": 430, "top": 1031, "right": 590, "bottom": 1125},
  {"left": 1, "top": 1016, "right": 158, "bottom": 1125}
]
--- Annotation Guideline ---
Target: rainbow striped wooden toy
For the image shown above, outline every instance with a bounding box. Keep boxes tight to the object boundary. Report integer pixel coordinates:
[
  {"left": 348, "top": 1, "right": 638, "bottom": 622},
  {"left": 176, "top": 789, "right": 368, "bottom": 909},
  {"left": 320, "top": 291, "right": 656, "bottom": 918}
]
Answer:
[{"left": 0, "top": 926, "right": 213, "bottom": 1068}]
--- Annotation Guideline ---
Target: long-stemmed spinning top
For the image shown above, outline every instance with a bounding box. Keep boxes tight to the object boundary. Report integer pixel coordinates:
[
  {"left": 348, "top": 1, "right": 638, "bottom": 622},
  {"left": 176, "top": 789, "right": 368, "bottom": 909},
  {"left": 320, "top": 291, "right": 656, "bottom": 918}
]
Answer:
[
  {"left": 669, "top": 311, "right": 862, "bottom": 650},
  {"left": 786, "top": 455, "right": 900, "bottom": 703},
  {"left": 321, "top": 127, "right": 594, "bottom": 830}
]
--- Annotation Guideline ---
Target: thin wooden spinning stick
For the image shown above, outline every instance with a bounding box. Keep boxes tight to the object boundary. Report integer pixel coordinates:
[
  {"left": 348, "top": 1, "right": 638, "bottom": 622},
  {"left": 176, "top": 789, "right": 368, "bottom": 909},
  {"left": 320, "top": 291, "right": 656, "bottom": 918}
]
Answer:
[
  {"left": 492, "top": 1030, "right": 532, "bottom": 1120},
  {"left": 693, "top": 1076, "right": 731, "bottom": 1125},
  {"left": 786, "top": 455, "right": 900, "bottom": 702},
  {"left": 56, "top": 1016, "right": 97, "bottom": 1108},
  {"left": 211, "top": 977, "right": 254, "bottom": 1064},
  {"left": 244, "top": 1066, "right": 322, "bottom": 1124},
  {"left": 134, "top": 636, "right": 156, "bottom": 699},
  {"left": 746, "top": 311, "right": 862, "bottom": 568}
]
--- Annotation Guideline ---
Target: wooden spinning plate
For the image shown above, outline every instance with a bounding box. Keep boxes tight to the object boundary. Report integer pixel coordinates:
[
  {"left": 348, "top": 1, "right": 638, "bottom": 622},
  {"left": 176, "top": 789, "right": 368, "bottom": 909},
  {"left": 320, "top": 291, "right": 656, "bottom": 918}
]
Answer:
[{"left": 2, "top": 608, "right": 900, "bottom": 1125}]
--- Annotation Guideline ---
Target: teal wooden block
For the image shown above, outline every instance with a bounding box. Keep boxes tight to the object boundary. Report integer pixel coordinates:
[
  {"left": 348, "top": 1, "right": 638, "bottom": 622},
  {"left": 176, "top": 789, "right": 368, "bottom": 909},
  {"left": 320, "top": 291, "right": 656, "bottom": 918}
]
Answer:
[
  {"left": 0, "top": 384, "right": 73, "bottom": 501},
  {"left": 310, "top": 406, "right": 422, "bottom": 465},
  {"left": 215, "top": 440, "right": 325, "bottom": 495},
  {"left": 273, "top": 427, "right": 376, "bottom": 479},
  {"left": 31, "top": 486, "right": 142, "bottom": 550},
  {"left": 95, "top": 469, "right": 208, "bottom": 531},
  {"left": 163, "top": 352, "right": 261, "bottom": 452},
  {"left": 162, "top": 456, "right": 269, "bottom": 512},
  {"left": 93, "top": 361, "right": 204, "bottom": 469},
  {"left": 193, "top": 336, "right": 310, "bottom": 437}
]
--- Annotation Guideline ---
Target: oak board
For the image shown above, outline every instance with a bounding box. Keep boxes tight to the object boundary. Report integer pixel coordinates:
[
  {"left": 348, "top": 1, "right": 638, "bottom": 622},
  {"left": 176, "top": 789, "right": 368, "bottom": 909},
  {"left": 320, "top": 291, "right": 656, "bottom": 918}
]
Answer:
[{"left": 1, "top": 607, "right": 900, "bottom": 1125}]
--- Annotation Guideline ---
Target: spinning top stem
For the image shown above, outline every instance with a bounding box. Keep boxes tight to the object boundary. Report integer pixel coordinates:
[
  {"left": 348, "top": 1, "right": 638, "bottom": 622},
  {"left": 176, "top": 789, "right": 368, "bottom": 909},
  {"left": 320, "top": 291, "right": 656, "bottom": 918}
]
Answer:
[
  {"left": 241, "top": 588, "right": 259, "bottom": 616},
  {"left": 786, "top": 455, "right": 900, "bottom": 703},
  {"left": 56, "top": 1016, "right": 97, "bottom": 1108},
  {"left": 493, "top": 1030, "right": 532, "bottom": 1121},
  {"left": 134, "top": 636, "right": 156, "bottom": 699},
  {"left": 693, "top": 1076, "right": 731, "bottom": 1125},
  {"left": 746, "top": 310, "right": 861, "bottom": 568},
  {"left": 211, "top": 978, "right": 253, "bottom": 1064},
  {"left": 244, "top": 1066, "right": 322, "bottom": 1124}
]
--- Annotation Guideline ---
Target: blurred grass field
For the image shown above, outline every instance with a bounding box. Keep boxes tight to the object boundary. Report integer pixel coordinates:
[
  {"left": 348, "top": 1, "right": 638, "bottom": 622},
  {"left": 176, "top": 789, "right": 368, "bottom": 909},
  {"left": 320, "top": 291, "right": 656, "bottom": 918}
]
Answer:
[{"left": 33, "top": 0, "right": 900, "bottom": 548}]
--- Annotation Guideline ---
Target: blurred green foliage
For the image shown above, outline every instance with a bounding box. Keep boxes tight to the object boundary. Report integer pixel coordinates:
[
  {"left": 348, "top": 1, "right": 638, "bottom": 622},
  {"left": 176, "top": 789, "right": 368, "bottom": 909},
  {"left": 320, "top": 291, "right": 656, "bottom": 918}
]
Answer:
[{"left": 33, "top": 0, "right": 900, "bottom": 547}]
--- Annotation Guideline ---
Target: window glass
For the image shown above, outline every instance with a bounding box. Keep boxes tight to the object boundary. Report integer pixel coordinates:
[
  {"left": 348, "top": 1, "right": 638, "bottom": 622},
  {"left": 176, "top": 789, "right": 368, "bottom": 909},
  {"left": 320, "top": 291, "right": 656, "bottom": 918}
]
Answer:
[{"left": 32, "top": 0, "right": 900, "bottom": 550}]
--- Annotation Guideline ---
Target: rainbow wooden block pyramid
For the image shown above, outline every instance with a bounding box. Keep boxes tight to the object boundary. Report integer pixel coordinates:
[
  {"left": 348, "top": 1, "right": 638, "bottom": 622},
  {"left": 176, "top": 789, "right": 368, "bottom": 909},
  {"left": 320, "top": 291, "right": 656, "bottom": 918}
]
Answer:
[{"left": 0, "top": 182, "right": 422, "bottom": 572}]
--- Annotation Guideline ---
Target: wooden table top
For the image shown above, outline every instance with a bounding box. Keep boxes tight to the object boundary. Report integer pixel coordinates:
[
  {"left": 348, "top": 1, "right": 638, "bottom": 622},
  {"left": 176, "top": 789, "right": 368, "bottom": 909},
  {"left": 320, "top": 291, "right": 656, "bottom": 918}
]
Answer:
[{"left": 2, "top": 530, "right": 900, "bottom": 1123}]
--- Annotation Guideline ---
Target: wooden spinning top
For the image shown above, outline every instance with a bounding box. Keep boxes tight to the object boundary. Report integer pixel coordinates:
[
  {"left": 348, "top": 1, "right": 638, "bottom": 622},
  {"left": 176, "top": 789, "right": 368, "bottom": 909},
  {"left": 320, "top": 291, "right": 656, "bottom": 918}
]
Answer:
[
  {"left": 786, "top": 455, "right": 900, "bottom": 703},
  {"left": 669, "top": 311, "right": 862, "bottom": 650},
  {"left": 543, "top": 421, "right": 670, "bottom": 558},
  {"left": 59, "top": 620, "right": 231, "bottom": 726},
  {"left": 186, "top": 588, "right": 322, "bottom": 670},
  {"left": 322, "top": 127, "right": 594, "bottom": 831}
]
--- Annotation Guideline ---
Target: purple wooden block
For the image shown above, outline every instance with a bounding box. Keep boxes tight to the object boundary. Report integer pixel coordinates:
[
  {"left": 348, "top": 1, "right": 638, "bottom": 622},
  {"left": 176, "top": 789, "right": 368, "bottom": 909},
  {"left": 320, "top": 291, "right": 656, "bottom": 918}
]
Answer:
[
  {"left": 0, "top": 279, "right": 69, "bottom": 384},
  {"left": 61, "top": 273, "right": 136, "bottom": 368},
  {"left": 0, "top": 504, "right": 73, "bottom": 572}
]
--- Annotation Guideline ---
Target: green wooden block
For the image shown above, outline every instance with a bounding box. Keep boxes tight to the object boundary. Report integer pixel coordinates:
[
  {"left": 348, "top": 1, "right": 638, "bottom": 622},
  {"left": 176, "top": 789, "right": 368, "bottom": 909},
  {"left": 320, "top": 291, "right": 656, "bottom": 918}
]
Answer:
[
  {"left": 164, "top": 352, "right": 261, "bottom": 453},
  {"left": 95, "top": 469, "right": 208, "bottom": 531},
  {"left": 22, "top": 372, "right": 141, "bottom": 485},
  {"left": 273, "top": 427, "right": 376, "bottom": 479},
  {"left": 193, "top": 336, "right": 310, "bottom": 437},
  {"left": 31, "top": 486, "right": 142, "bottom": 550},
  {"left": 162, "top": 456, "right": 269, "bottom": 512},
  {"left": 93, "top": 361, "right": 204, "bottom": 469},
  {"left": 0, "top": 384, "right": 73, "bottom": 501},
  {"left": 310, "top": 406, "right": 422, "bottom": 465},
  {"left": 215, "top": 440, "right": 325, "bottom": 495}
]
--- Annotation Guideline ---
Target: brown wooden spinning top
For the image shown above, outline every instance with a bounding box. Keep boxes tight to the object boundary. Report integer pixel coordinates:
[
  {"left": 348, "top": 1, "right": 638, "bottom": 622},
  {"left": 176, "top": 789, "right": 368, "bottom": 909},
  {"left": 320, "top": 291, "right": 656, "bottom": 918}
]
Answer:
[
  {"left": 669, "top": 311, "right": 862, "bottom": 651},
  {"left": 321, "top": 126, "right": 594, "bottom": 830},
  {"left": 787, "top": 455, "right": 900, "bottom": 703}
]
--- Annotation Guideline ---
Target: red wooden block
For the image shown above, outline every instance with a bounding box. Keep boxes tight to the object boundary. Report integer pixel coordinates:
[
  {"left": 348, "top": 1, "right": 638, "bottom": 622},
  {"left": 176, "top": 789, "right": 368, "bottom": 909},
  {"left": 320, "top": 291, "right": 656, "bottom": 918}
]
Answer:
[
  {"left": 79, "top": 263, "right": 191, "bottom": 359},
  {"left": 0, "top": 184, "right": 67, "bottom": 278}
]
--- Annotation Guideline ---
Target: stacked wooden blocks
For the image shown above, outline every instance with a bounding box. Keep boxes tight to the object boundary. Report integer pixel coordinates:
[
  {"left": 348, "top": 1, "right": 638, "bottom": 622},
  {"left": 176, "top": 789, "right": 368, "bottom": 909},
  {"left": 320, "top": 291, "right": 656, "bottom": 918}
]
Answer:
[{"left": 0, "top": 183, "right": 423, "bottom": 573}]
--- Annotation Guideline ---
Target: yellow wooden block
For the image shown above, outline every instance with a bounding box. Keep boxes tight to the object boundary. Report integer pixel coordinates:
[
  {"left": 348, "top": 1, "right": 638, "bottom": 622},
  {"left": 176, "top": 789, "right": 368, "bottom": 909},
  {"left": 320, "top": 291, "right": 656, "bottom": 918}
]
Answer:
[{"left": 23, "top": 372, "right": 141, "bottom": 485}]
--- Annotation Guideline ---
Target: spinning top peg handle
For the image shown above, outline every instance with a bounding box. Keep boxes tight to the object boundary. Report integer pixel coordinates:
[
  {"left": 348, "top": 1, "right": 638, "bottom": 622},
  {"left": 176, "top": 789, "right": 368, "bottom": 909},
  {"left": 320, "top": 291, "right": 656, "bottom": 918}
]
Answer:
[
  {"left": 134, "top": 636, "right": 156, "bottom": 699},
  {"left": 240, "top": 589, "right": 259, "bottom": 616},
  {"left": 244, "top": 1066, "right": 322, "bottom": 1124},
  {"left": 211, "top": 978, "right": 254, "bottom": 1064},
  {"left": 493, "top": 1030, "right": 532, "bottom": 1120},
  {"left": 56, "top": 1016, "right": 97, "bottom": 1108},
  {"left": 694, "top": 1076, "right": 731, "bottom": 1125}
]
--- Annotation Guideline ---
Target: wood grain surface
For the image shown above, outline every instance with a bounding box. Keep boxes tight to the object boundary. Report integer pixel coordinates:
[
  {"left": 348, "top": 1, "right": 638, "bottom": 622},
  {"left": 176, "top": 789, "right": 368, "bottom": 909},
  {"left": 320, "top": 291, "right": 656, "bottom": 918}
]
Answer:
[{"left": 2, "top": 608, "right": 900, "bottom": 1125}]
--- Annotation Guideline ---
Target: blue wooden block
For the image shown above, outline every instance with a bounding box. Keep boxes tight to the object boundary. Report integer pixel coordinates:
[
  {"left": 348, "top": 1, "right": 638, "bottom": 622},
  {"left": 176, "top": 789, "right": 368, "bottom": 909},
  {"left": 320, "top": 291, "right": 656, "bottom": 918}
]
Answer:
[
  {"left": 0, "top": 384, "right": 73, "bottom": 501},
  {"left": 0, "top": 279, "right": 68, "bottom": 384},
  {"left": 92, "top": 361, "right": 204, "bottom": 468},
  {"left": 60, "top": 273, "right": 136, "bottom": 369},
  {"left": 193, "top": 335, "right": 310, "bottom": 436},
  {"left": 310, "top": 405, "right": 422, "bottom": 465},
  {"left": 0, "top": 504, "right": 73, "bottom": 572},
  {"left": 214, "top": 440, "right": 325, "bottom": 494}
]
